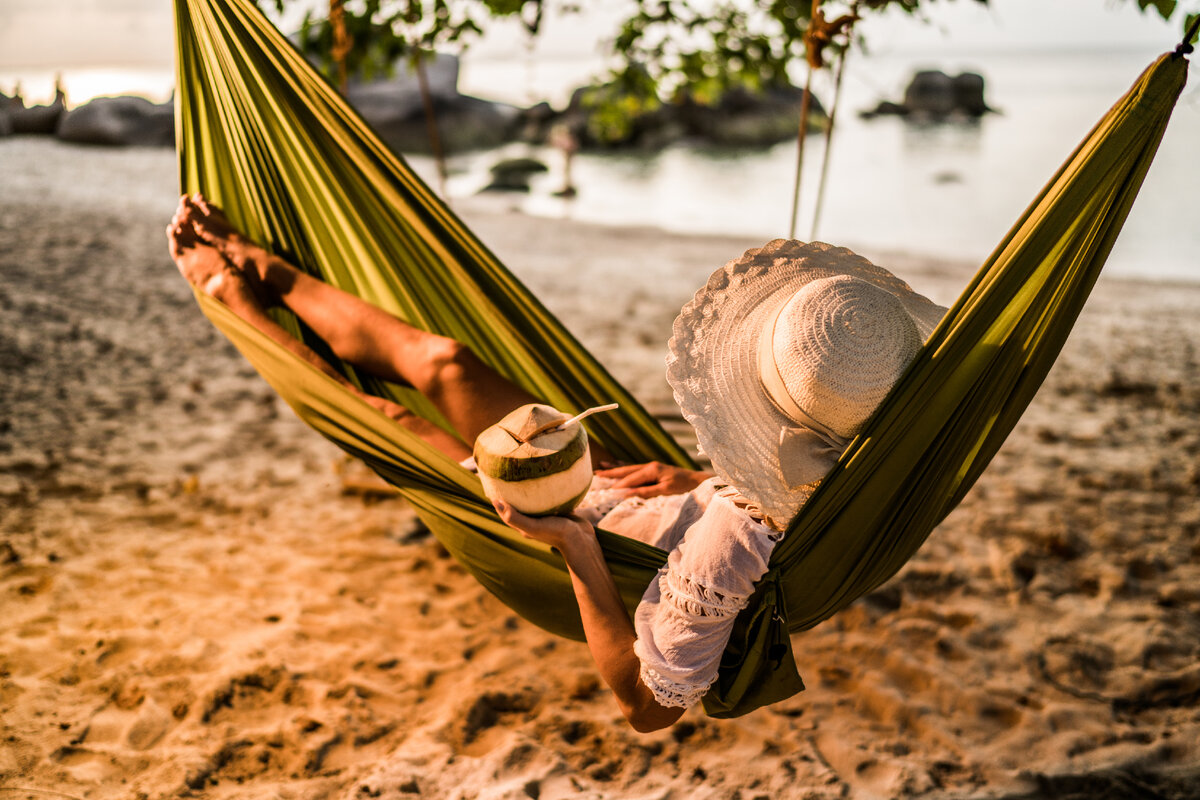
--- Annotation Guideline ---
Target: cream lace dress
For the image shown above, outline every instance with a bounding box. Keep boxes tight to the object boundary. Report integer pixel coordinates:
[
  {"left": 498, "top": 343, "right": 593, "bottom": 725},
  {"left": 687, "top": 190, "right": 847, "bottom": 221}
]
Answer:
[{"left": 576, "top": 477, "right": 785, "bottom": 709}]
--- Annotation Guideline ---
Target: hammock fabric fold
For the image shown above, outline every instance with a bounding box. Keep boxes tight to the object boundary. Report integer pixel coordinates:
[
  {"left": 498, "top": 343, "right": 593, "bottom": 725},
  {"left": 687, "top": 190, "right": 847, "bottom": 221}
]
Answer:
[{"left": 174, "top": 0, "right": 1188, "bottom": 718}]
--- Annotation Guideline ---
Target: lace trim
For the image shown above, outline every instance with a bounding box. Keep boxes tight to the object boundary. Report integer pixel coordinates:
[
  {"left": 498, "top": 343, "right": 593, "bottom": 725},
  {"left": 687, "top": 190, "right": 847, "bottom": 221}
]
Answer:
[
  {"left": 712, "top": 482, "right": 791, "bottom": 536},
  {"left": 662, "top": 570, "right": 749, "bottom": 619},
  {"left": 576, "top": 487, "right": 630, "bottom": 517},
  {"left": 639, "top": 663, "right": 707, "bottom": 709}
]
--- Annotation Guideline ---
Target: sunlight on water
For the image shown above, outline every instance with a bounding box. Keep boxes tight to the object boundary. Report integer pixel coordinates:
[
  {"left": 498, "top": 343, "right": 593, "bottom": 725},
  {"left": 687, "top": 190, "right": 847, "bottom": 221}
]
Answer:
[
  {"left": 1, "top": 68, "right": 174, "bottom": 109},
  {"left": 453, "top": 48, "right": 1200, "bottom": 282},
  {"left": 2, "top": 47, "right": 1195, "bottom": 282}
]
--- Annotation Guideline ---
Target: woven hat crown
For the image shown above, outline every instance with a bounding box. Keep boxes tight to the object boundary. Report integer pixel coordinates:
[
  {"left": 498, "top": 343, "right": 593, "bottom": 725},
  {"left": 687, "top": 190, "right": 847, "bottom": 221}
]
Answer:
[{"left": 767, "top": 275, "right": 922, "bottom": 438}]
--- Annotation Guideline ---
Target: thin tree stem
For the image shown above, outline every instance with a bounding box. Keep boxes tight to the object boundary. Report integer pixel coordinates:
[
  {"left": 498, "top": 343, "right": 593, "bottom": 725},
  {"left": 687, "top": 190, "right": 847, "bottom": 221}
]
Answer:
[
  {"left": 788, "top": 62, "right": 814, "bottom": 240},
  {"left": 415, "top": 55, "right": 448, "bottom": 198},
  {"left": 812, "top": 34, "right": 851, "bottom": 240}
]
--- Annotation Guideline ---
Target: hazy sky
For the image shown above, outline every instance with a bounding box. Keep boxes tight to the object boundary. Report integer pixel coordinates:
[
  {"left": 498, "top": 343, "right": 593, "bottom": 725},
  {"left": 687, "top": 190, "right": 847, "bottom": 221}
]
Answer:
[{"left": 0, "top": 0, "right": 1188, "bottom": 70}]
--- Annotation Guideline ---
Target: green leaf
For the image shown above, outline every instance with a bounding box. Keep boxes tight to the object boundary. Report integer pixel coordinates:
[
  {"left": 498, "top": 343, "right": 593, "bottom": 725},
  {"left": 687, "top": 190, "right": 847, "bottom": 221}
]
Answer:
[
  {"left": 1185, "top": 13, "right": 1200, "bottom": 45},
  {"left": 1137, "top": 0, "right": 1177, "bottom": 20}
]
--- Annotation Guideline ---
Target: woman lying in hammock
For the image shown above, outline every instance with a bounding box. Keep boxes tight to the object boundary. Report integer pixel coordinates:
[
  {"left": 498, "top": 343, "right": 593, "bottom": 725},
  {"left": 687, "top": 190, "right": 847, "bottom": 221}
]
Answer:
[{"left": 168, "top": 194, "right": 945, "bottom": 732}]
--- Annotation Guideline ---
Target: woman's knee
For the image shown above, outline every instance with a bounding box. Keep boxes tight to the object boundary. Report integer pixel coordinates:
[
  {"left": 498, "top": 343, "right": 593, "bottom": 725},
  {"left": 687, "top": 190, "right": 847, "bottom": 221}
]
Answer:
[{"left": 414, "top": 335, "right": 476, "bottom": 396}]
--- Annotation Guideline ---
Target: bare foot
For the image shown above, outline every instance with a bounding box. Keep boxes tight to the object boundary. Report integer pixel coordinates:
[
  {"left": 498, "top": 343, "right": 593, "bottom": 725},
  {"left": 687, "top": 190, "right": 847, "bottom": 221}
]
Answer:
[
  {"left": 167, "top": 218, "right": 263, "bottom": 315},
  {"left": 179, "top": 194, "right": 274, "bottom": 284}
]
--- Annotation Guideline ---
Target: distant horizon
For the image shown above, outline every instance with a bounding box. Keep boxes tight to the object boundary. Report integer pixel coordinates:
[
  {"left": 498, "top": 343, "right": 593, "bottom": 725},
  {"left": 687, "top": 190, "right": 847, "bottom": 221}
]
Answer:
[
  {"left": 1, "top": 0, "right": 1187, "bottom": 69},
  {"left": 0, "top": 38, "right": 1177, "bottom": 111},
  {"left": 0, "top": 0, "right": 1190, "bottom": 107}
]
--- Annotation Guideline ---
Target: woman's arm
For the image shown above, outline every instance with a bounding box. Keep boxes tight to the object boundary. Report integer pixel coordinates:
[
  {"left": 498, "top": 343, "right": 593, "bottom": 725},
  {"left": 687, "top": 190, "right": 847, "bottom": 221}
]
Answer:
[{"left": 493, "top": 500, "right": 686, "bottom": 732}]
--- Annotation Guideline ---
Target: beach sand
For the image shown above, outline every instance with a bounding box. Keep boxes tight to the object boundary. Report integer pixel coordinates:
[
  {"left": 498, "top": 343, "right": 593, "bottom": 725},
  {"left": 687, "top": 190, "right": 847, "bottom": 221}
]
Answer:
[{"left": 2, "top": 138, "right": 1199, "bottom": 799}]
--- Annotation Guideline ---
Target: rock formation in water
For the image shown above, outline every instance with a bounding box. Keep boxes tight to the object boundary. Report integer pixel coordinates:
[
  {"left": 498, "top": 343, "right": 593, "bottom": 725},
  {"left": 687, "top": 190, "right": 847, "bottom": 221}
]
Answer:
[
  {"left": 860, "top": 69, "right": 994, "bottom": 121},
  {"left": 519, "top": 78, "right": 827, "bottom": 150}
]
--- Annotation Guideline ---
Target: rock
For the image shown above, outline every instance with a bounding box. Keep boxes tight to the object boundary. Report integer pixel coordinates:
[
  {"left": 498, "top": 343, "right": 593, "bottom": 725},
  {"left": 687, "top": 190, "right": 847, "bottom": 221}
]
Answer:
[
  {"left": 480, "top": 157, "right": 549, "bottom": 193},
  {"left": 344, "top": 53, "right": 520, "bottom": 154},
  {"left": 410, "top": 51, "right": 460, "bottom": 99},
  {"left": 57, "top": 96, "right": 175, "bottom": 147},
  {"left": 682, "top": 85, "right": 825, "bottom": 147},
  {"left": 562, "top": 80, "right": 825, "bottom": 150},
  {"left": 10, "top": 94, "right": 66, "bottom": 135},
  {"left": 344, "top": 53, "right": 459, "bottom": 117},
  {"left": 491, "top": 156, "right": 548, "bottom": 175},
  {"left": 952, "top": 72, "right": 990, "bottom": 116},
  {"left": 342, "top": 50, "right": 459, "bottom": 100},
  {"left": 864, "top": 69, "right": 993, "bottom": 122},
  {"left": 515, "top": 101, "right": 555, "bottom": 143},
  {"left": 0, "top": 91, "right": 16, "bottom": 137},
  {"left": 904, "top": 70, "right": 959, "bottom": 117},
  {"left": 858, "top": 100, "right": 908, "bottom": 119},
  {"left": 362, "top": 94, "right": 519, "bottom": 154}
]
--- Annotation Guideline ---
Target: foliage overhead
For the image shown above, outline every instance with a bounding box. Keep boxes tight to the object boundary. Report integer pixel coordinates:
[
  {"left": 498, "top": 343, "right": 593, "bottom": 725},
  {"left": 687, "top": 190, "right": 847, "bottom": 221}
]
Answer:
[
  {"left": 256, "top": 0, "right": 1198, "bottom": 100},
  {"left": 254, "top": 0, "right": 566, "bottom": 80}
]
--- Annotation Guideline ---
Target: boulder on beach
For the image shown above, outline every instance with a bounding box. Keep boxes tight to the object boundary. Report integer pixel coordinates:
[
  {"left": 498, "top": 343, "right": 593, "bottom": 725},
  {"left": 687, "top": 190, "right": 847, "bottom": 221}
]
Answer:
[
  {"left": 861, "top": 69, "right": 994, "bottom": 121},
  {"left": 356, "top": 92, "right": 519, "bottom": 154},
  {"left": 57, "top": 96, "right": 175, "bottom": 147},
  {"left": 0, "top": 92, "right": 16, "bottom": 137},
  {"left": 9, "top": 93, "right": 67, "bottom": 135},
  {"left": 344, "top": 53, "right": 519, "bottom": 154},
  {"left": 514, "top": 101, "right": 556, "bottom": 144},
  {"left": 479, "top": 156, "right": 549, "bottom": 193}
]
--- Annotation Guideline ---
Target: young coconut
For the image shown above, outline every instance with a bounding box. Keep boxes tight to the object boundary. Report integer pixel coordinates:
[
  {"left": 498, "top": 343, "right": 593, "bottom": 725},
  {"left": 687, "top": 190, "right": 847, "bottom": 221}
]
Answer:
[{"left": 475, "top": 403, "right": 616, "bottom": 516}]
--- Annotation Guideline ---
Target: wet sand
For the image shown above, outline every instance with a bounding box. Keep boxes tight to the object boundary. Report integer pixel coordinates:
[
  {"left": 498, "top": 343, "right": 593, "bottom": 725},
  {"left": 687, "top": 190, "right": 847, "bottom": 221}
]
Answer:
[{"left": 2, "top": 138, "right": 1199, "bottom": 799}]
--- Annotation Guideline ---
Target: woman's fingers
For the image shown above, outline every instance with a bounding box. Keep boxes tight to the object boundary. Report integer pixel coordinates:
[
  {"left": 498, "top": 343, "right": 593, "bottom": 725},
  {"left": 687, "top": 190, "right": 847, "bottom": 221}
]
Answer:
[
  {"left": 493, "top": 498, "right": 590, "bottom": 551},
  {"left": 493, "top": 498, "right": 523, "bottom": 526},
  {"left": 611, "top": 463, "right": 662, "bottom": 489},
  {"left": 494, "top": 498, "right": 544, "bottom": 537},
  {"left": 594, "top": 463, "right": 644, "bottom": 479},
  {"left": 492, "top": 497, "right": 516, "bottom": 524}
]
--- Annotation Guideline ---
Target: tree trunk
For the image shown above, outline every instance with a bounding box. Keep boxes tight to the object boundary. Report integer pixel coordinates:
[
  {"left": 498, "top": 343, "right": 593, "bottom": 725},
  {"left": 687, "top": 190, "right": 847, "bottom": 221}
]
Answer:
[
  {"left": 415, "top": 54, "right": 448, "bottom": 197},
  {"left": 329, "top": 0, "right": 351, "bottom": 93}
]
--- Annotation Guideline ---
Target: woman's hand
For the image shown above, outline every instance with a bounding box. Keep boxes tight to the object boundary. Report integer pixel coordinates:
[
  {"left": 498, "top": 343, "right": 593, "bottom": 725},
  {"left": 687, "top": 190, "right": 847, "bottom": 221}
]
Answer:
[
  {"left": 595, "top": 462, "right": 714, "bottom": 499},
  {"left": 493, "top": 499, "right": 596, "bottom": 556}
]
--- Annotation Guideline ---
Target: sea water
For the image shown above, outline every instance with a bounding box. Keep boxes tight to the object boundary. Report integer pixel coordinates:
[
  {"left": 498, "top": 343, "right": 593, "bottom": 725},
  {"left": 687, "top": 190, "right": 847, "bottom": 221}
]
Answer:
[
  {"left": 450, "top": 47, "right": 1200, "bottom": 283},
  {"left": 5, "top": 47, "right": 1196, "bottom": 282}
]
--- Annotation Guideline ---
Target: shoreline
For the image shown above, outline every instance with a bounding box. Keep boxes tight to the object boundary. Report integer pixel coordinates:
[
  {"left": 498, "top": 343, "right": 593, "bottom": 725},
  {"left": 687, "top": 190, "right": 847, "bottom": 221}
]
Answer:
[
  {"left": 2, "top": 140, "right": 1200, "bottom": 798},
  {"left": 3, "top": 134, "right": 1198, "bottom": 290}
]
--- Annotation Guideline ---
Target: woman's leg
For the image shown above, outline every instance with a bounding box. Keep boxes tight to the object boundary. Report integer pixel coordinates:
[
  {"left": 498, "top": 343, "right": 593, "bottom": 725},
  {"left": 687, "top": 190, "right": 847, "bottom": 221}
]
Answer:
[
  {"left": 177, "top": 196, "right": 542, "bottom": 447},
  {"left": 167, "top": 216, "right": 472, "bottom": 460}
]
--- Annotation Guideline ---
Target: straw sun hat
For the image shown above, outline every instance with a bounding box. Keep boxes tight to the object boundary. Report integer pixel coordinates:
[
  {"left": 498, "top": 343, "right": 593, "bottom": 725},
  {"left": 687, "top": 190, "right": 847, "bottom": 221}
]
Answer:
[{"left": 666, "top": 239, "right": 948, "bottom": 526}]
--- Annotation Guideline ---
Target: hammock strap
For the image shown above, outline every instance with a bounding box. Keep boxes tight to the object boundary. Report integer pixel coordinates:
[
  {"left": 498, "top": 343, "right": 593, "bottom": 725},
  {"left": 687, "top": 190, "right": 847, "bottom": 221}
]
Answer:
[{"left": 1177, "top": 16, "right": 1199, "bottom": 56}]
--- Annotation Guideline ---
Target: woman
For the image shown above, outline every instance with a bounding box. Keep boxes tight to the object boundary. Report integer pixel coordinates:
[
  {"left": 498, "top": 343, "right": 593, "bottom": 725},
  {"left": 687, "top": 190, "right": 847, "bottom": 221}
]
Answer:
[{"left": 168, "top": 194, "right": 945, "bottom": 732}]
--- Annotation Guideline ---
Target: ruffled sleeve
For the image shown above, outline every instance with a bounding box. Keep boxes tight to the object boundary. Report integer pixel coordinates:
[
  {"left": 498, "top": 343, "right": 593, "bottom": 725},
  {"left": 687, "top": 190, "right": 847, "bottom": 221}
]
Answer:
[{"left": 632, "top": 489, "right": 778, "bottom": 708}]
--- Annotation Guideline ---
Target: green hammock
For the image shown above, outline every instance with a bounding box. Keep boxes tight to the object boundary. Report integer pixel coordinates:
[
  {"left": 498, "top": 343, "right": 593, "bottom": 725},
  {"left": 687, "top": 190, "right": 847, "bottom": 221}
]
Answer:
[{"left": 174, "top": 0, "right": 1190, "bottom": 718}]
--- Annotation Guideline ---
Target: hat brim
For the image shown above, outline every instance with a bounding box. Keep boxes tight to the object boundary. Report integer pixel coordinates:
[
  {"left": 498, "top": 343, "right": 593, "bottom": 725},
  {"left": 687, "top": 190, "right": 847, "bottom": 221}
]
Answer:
[{"left": 666, "top": 240, "right": 948, "bottom": 525}]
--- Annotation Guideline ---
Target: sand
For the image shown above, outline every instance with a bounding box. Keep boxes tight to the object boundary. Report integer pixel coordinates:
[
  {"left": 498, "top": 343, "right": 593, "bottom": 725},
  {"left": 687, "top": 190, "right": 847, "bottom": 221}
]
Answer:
[{"left": 1, "top": 138, "right": 1199, "bottom": 800}]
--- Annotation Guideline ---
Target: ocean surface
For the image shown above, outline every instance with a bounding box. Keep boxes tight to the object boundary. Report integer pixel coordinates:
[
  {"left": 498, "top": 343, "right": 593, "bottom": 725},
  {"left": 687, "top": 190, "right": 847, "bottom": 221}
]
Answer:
[{"left": 5, "top": 46, "right": 1198, "bottom": 282}]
